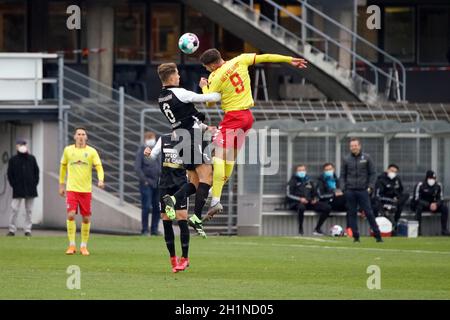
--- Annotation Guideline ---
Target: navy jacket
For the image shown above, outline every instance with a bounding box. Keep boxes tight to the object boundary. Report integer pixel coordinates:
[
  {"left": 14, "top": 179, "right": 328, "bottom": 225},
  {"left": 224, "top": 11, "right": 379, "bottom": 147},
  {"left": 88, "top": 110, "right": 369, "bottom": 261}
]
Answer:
[{"left": 135, "top": 145, "right": 161, "bottom": 188}]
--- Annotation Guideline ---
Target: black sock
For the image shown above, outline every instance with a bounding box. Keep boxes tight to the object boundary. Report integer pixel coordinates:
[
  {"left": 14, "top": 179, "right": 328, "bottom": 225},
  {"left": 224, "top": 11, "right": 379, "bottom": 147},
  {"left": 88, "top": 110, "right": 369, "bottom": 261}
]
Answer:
[
  {"left": 163, "top": 220, "right": 175, "bottom": 257},
  {"left": 298, "top": 210, "right": 304, "bottom": 233},
  {"left": 315, "top": 212, "right": 330, "bottom": 231},
  {"left": 172, "top": 182, "right": 197, "bottom": 205},
  {"left": 194, "top": 182, "right": 210, "bottom": 219},
  {"left": 178, "top": 220, "right": 190, "bottom": 258}
]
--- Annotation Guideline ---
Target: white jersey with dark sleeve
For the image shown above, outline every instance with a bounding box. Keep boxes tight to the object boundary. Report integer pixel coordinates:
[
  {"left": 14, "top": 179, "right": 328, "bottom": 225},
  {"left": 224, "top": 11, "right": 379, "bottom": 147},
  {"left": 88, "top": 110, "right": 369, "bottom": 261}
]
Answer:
[
  {"left": 169, "top": 87, "right": 221, "bottom": 104},
  {"left": 158, "top": 86, "right": 221, "bottom": 130}
]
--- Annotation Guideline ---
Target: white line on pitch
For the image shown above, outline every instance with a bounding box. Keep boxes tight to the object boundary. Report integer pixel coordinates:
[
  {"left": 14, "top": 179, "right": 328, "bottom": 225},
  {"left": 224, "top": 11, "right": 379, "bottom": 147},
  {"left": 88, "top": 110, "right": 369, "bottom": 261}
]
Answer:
[{"left": 226, "top": 241, "right": 450, "bottom": 256}]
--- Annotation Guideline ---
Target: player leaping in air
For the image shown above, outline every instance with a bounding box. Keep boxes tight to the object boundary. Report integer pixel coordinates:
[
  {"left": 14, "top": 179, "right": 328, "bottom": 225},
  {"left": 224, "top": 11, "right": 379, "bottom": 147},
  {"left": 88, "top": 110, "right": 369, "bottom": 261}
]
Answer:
[
  {"left": 199, "top": 49, "right": 308, "bottom": 221},
  {"left": 149, "top": 63, "right": 221, "bottom": 238}
]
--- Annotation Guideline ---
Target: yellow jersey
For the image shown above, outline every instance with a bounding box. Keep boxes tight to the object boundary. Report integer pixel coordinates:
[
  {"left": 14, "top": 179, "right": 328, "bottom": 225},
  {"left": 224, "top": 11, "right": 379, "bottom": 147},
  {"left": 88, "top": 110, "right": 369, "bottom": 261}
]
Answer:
[
  {"left": 59, "top": 144, "right": 104, "bottom": 193},
  {"left": 202, "top": 53, "right": 293, "bottom": 113}
]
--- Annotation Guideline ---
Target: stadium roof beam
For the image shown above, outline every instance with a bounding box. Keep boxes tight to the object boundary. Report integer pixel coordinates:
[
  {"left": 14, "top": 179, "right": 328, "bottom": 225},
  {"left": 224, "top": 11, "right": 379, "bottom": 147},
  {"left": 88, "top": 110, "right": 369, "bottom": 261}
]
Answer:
[{"left": 253, "top": 119, "right": 450, "bottom": 136}]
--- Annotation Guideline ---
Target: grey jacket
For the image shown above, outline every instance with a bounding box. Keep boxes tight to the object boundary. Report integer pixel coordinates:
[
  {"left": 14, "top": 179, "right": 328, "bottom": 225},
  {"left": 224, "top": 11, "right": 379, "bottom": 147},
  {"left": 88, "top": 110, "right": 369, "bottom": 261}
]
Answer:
[
  {"left": 135, "top": 145, "right": 161, "bottom": 188},
  {"left": 341, "top": 152, "right": 376, "bottom": 191}
]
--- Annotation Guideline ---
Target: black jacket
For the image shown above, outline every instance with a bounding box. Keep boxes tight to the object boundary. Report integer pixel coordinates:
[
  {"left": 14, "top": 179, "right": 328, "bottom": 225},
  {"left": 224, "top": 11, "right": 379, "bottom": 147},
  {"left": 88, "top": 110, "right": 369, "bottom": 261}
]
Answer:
[
  {"left": 341, "top": 152, "right": 376, "bottom": 190},
  {"left": 374, "top": 172, "right": 404, "bottom": 200},
  {"left": 7, "top": 152, "right": 40, "bottom": 198},
  {"left": 135, "top": 145, "right": 161, "bottom": 188},
  {"left": 287, "top": 175, "right": 316, "bottom": 205},
  {"left": 316, "top": 173, "right": 341, "bottom": 203},
  {"left": 413, "top": 180, "right": 443, "bottom": 205}
]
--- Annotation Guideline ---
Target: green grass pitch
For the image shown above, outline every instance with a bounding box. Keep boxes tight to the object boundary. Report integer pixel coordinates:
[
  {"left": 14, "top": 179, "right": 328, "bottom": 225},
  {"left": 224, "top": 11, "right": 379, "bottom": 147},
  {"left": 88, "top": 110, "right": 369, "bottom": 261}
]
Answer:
[{"left": 1, "top": 233, "right": 450, "bottom": 299}]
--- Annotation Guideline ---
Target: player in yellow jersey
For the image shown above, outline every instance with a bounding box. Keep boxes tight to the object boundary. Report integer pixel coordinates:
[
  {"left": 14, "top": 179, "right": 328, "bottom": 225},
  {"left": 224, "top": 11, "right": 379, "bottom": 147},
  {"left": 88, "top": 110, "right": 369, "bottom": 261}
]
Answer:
[
  {"left": 59, "top": 127, "right": 104, "bottom": 256},
  {"left": 199, "top": 49, "right": 307, "bottom": 219}
]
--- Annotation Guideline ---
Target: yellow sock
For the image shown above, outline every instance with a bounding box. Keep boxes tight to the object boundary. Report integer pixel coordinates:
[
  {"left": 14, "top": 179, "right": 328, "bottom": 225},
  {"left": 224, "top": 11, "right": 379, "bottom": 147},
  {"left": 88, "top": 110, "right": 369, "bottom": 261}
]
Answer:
[
  {"left": 225, "top": 160, "right": 235, "bottom": 182},
  {"left": 67, "top": 219, "right": 76, "bottom": 246},
  {"left": 212, "top": 157, "right": 226, "bottom": 199},
  {"left": 81, "top": 222, "right": 91, "bottom": 247}
]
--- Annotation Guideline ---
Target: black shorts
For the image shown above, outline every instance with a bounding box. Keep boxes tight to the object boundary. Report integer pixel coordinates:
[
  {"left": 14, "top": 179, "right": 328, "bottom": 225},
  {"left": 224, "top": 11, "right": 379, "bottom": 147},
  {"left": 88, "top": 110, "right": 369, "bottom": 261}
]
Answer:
[
  {"left": 178, "top": 128, "right": 212, "bottom": 171},
  {"left": 160, "top": 186, "right": 188, "bottom": 212}
]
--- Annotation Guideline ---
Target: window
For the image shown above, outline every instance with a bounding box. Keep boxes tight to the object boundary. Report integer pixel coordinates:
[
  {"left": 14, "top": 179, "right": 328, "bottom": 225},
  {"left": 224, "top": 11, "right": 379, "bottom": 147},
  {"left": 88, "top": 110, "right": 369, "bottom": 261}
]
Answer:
[
  {"left": 184, "top": 6, "right": 214, "bottom": 63},
  {"left": 150, "top": 3, "right": 180, "bottom": 63},
  {"left": 216, "top": 26, "right": 259, "bottom": 61},
  {"left": 418, "top": 6, "right": 450, "bottom": 65},
  {"left": 384, "top": 7, "right": 415, "bottom": 62},
  {"left": 115, "top": 2, "right": 146, "bottom": 63},
  {"left": 217, "top": 26, "right": 243, "bottom": 60},
  {"left": 48, "top": 1, "right": 78, "bottom": 61},
  {"left": 0, "top": 0, "right": 26, "bottom": 52},
  {"left": 279, "top": 5, "right": 302, "bottom": 36},
  {"left": 357, "top": 6, "right": 379, "bottom": 62}
]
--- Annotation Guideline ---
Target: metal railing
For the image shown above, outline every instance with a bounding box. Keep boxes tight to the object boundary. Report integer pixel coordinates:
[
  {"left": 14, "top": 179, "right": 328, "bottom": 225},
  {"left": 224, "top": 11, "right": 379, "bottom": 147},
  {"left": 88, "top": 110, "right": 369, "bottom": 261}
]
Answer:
[
  {"left": 62, "top": 65, "right": 170, "bottom": 205},
  {"left": 229, "top": 0, "right": 406, "bottom": 101},
  {"left": 296, "top": 0, "right": 406, "bottom": 100}
]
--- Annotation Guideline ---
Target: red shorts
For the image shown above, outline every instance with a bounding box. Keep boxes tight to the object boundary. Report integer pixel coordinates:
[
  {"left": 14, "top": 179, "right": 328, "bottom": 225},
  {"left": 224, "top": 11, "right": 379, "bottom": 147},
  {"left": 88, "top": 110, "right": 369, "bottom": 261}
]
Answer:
[
  {"left": 66, "top": 191, "right": 92, "bottom": 217},
  {"left": 213, "top": 109, "right": 254, "bottom": 149}
]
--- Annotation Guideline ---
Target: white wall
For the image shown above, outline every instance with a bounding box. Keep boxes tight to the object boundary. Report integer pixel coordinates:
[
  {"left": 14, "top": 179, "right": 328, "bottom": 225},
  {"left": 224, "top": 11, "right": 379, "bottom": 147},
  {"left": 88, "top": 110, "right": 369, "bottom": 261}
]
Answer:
[
  {"left": 0, "top": 122, "right": 12, "bottom": 227},
  {"left": 0, "top": 120, "right": 45, "bottom": 229},
  {"left": 31, "top": 120, "right": 44, "bottom": 224}
]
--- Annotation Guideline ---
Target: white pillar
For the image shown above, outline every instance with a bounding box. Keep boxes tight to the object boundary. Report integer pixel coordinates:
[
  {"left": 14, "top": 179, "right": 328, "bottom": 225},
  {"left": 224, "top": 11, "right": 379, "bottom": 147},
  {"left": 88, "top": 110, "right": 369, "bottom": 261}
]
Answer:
[
  {"left": 431, "top": 137, "right": 438, "bottom": 173},
  {"left": 287, "top": 134, "right": 293, "bottom": 181},
  {"left": 383, "top": 135, "right": 389, "bottom": 170},
  {"left": 336, "top": 135, "right": 342, "bottom": 176},
  {"left": 443, "top": 137, "right": 450, "bottom": 196}
]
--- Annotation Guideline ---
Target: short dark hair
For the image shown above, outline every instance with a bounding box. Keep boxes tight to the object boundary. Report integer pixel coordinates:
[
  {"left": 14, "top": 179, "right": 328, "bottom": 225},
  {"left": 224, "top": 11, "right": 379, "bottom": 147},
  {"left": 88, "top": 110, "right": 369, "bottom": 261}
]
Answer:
[
  {"left": 388, "top": 164, "right": 399, "bottom": 170},
  {"left": 323, "top": 162, "right": 335, "bottom": 169},
  {"left": 296, "top": 164, "right": 306, "bottom": 170},
  {"left": 74, "top": 127, "right": 87, "bottom": 134},
  {"left": 199, "top": 48, "right": 222, "bottom": 65},
  {"left": 349, "top": 137, "right": 361, "bottom": 144},
  {"left": 144, "top": 131, "right": 156, "bottom": 139},
  {"left": 157, "top": 63, "right": 177, "bottom": 83}
]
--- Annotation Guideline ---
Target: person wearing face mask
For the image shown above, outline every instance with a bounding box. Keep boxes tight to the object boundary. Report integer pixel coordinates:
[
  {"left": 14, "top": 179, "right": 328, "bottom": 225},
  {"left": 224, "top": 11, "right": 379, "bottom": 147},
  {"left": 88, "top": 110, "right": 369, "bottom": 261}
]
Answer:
[
  {"left": 135, "top": 131, "right": 162, "bottom": 236},
  {"left": 372, "top": 164, "right": 409, "bottom": 232},
  {"left": 342, "top": 138, "right": 382, "bottom": 243},
  {"left": 412, "top": 170, "right": 450, "bottom": 236},
  {"left": 287, "top": 164, "right": 331, "bottom": 235},
  {"left": 316, "top": 163, "right": 347, "bottom": 234},
  {"left": 6, "top": 139, "right": 40, "bottom": 237}
]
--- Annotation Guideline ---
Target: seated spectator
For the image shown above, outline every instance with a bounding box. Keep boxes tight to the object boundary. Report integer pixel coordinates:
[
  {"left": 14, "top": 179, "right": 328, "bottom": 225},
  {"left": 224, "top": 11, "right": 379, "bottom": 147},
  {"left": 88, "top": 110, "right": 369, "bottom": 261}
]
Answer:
[
  {"left": 372, "top": 164, "right": 409, "bottom": 231},
  {"left": 411, "top": 170, "right": 449, "bottom": 236},
  {"left": 316, "top": 162, "right": 347, "bottom": 234},
  {"left": 286, "top": 164, "right": 330, "bottom": 236}
]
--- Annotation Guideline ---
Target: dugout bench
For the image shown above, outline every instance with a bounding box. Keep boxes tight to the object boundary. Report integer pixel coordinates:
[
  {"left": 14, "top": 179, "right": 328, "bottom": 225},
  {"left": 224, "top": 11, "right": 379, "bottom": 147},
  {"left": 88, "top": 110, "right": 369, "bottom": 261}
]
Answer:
[{"left": 237, "top": 194, "right": 446, "bottom": 236}]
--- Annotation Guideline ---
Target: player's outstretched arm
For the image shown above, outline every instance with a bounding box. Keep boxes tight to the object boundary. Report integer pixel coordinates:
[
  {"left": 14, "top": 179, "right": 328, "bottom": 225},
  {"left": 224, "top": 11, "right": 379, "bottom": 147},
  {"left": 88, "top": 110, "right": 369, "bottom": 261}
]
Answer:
[
  {"left": 171, "top": 87, "right": 221, "bottom": 104},
  {"left": 253, "top": 54, "right": 308, "bottom": 69}
]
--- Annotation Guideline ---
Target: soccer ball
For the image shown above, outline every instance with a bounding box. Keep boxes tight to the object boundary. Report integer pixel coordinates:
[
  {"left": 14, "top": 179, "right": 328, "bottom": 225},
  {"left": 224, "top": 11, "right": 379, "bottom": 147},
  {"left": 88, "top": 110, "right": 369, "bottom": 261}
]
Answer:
[
  {"left": 330, "top": 225, "right": 344, "bottom": 237},
  {"left": 178, "top": 33, "right": 199, "bottom": 54}
]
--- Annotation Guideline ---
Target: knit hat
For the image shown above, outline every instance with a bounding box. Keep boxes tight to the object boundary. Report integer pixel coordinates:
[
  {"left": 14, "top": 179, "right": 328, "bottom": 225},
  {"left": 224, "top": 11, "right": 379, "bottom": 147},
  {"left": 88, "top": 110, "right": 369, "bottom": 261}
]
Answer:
[{"left": 425, "top": 170, "right": 436, "bottom": 179}]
